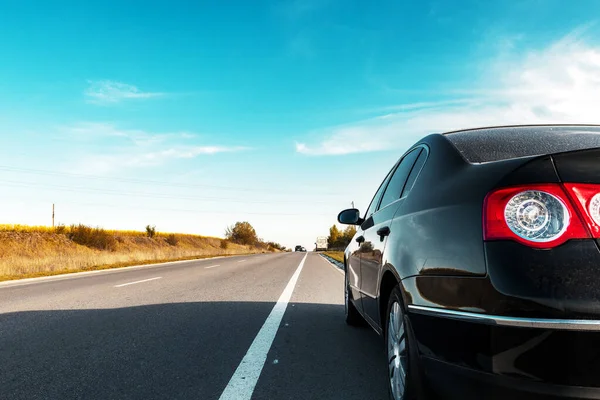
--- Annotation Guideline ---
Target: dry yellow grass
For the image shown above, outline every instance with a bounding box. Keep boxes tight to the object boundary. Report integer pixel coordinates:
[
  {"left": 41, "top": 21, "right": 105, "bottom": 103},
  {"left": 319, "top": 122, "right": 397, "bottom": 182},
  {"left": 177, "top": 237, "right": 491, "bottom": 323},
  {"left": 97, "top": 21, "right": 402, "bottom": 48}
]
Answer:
[
  {"left": 0, "top": 225, "right": 269, "bottom": 281},
  {"left": 0, "top": 224, "right": 58, "bottom": 233}
]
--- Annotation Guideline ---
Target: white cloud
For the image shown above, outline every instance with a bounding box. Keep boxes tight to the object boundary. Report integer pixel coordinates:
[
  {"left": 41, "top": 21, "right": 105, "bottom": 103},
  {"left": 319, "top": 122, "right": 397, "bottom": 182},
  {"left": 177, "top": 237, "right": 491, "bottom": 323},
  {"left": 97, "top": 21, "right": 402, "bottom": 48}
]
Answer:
[
  {"left": 62, "top": 122, "right": 247, "bottom": 173},
  {"left": 65, "top": 122, "right": 181, "bottom": 146},
  {"left": 85, "top": 80, "right": 164, "bottom": 104},
  {"left": 66, "top": 122, "right": 201, "bottom": 148},
  {"left": 297, "top": 29, "right": 600, "bottom": 155},
  {"left": 79, "top": 147, "right": 247, "bottom": 174},
  {"left": 133, "top": 146, "right": 247, "bottom": 164}
]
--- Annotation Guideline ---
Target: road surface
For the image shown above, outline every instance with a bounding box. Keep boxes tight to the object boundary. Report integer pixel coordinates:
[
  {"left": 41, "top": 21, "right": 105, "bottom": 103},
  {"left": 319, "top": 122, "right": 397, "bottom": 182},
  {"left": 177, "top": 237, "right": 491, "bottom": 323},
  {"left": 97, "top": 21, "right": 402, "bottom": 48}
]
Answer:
[{"left": 0, "top": 252, "right": 388, "bottom": 400}]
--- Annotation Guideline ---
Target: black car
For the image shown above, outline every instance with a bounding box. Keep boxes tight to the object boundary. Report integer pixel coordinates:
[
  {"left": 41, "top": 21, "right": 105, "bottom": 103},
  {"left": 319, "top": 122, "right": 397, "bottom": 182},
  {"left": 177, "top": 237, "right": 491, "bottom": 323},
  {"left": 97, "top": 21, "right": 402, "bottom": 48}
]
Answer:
[
  {"left": 295, "top": 245, "right": 306, "bottom": 252},
  {"left": 337, "top": 125, "right": 600, "bottom": 400}
]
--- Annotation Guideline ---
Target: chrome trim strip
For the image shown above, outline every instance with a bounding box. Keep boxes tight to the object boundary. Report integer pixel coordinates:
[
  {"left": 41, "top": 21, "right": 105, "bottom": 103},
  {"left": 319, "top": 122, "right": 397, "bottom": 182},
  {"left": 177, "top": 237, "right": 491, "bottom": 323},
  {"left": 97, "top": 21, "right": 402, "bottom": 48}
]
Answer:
[{"left": 407, "top": 305, "right": 600, "bottom": 331}]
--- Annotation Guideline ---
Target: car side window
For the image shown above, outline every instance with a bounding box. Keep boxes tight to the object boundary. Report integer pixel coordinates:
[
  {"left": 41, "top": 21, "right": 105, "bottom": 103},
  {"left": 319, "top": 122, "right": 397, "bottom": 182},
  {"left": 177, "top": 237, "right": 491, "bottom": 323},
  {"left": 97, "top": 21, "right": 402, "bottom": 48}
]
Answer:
[
  {"left": 378, "top": 148, "right": 421, "bottom": 211},
  {"left": 402, "top": 147, "right": 428, "bottom": 198},
  {"left": 363, "top": 168, "right": 394, "bottom": 219}
]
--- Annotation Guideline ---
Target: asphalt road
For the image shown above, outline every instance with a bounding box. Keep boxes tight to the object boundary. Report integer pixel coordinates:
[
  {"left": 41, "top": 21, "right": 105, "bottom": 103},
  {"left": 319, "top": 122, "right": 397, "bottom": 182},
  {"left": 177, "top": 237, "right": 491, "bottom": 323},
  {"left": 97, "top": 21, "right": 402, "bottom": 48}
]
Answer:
[{"left": 0, "top": 252, "right": 388, "bottom": 400}]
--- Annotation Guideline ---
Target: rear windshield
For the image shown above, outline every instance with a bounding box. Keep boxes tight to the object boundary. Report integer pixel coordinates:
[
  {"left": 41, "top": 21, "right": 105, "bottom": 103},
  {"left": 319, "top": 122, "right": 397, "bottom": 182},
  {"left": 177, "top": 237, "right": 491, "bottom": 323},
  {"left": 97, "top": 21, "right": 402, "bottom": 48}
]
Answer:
[{"left": 445, "top": 126, "right": 600, "bottom": 163}]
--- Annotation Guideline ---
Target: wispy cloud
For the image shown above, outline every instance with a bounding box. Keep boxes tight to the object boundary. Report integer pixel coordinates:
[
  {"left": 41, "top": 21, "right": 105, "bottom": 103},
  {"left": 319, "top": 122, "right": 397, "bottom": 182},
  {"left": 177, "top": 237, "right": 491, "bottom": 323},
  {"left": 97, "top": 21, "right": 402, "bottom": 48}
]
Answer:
[
  {"left": 297, "top": 27, "right": 600, "bottom": 155},
  {"left": 81, "top": 146, "right": 247, "bottom": 174},
  {"left": 142, "top": 146, "right": 247, "bottom": 160},
  {"left": 64, "top": 122, "right": 247, "bottom": 173},
  {"left": 84, "top": 80, "right": 164, "bottom": 105},
  {"left": 65, "top": 122, "right": 188, "bottom": 146}
]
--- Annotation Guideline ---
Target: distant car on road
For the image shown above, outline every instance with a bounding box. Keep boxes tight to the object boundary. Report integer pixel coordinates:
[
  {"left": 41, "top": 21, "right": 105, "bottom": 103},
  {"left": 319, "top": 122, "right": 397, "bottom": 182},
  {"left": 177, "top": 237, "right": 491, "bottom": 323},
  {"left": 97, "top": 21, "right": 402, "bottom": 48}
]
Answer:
[
  {"left": 337, "top": 125, "right": 600, "bottom": 400},
  {"left": 295, "top": 245, "right": 306, "bottom": 252}
]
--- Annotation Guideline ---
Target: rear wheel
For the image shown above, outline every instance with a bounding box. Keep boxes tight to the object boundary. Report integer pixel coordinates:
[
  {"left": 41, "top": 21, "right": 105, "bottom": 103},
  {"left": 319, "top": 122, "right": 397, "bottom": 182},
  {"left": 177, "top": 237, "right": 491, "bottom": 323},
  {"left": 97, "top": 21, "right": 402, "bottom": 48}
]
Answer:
[
  {"left": 344, "top": 271, "right": 365, "bottom": 326},
  {"left": 385, "top": 286, "right": 419, "bottom": 400}
]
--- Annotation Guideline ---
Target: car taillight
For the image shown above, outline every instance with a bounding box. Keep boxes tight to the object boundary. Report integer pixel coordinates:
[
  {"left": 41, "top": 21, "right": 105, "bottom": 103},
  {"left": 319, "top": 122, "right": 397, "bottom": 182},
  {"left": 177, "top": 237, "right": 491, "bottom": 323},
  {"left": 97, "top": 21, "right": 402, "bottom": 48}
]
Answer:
[
  {"left": 562, "top": 183, "right": 600, "bottom": 238},
  {"left": 484, "top": 184, "right": 590, "bottom": 249}
]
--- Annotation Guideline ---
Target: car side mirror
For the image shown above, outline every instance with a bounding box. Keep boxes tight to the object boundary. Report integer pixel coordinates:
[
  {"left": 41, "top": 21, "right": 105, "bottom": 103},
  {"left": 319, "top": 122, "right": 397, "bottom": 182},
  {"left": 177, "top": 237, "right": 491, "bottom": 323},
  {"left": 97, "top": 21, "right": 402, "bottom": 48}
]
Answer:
[{"left": 337, "top": 208, "right": 363, "bottom": 225}]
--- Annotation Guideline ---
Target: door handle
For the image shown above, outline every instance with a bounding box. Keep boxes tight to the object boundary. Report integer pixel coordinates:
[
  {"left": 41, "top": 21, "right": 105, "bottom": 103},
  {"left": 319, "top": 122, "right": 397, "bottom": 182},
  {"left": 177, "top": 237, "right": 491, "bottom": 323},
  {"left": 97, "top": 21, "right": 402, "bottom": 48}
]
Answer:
[
  {"left": 376, "top": 226, "right": 391, "bottom": 238},
  {"left": 356, "top": 235, "right": 365, "bottom": 244}
]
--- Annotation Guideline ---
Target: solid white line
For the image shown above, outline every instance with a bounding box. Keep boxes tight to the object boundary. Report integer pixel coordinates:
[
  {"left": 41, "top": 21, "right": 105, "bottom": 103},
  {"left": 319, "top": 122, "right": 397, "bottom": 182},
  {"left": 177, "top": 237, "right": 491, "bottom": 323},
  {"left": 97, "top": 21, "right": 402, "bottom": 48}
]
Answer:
[
  {"left": 114, "top": 277, "right": 162, "bottom": 288},
  {"left": 205, "top": 265, "right": 220, "bottom": 269},
  {"left": 0, "top": 255, "right": 233, "bottom": 289},
  {"left": 318, "top": 254, "right": 344, "bottom": 276},
  {"left": 218, "top": 253, "right": 307, "bottom": 400}
]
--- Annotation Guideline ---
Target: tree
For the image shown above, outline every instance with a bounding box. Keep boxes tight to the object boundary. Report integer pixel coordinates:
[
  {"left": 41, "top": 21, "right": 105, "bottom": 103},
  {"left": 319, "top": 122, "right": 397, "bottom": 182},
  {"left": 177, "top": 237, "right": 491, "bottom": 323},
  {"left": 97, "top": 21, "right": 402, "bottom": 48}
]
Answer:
[
  {"left": 327, "top": 224, "right": 357, "bottom": 249},
  {"left": 328, "top": 225, "right": 341, "bottom": 248},
  {"left": 225, "top": 221, "right": 258, "bottom": 245},
  {"left": 342, "top": 226, "right": 357, "bottom": 245}
]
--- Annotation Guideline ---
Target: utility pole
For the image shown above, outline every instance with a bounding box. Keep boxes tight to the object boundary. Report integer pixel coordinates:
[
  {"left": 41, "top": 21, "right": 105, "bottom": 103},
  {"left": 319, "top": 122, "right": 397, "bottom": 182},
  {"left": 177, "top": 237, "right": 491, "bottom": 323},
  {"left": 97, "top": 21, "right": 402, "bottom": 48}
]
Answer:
[
  {"left": 52, "top": 204, "right": 55, "bottom": 228},
  {"left": 351, "top": 201, "right": 355, "bottom": 208}
]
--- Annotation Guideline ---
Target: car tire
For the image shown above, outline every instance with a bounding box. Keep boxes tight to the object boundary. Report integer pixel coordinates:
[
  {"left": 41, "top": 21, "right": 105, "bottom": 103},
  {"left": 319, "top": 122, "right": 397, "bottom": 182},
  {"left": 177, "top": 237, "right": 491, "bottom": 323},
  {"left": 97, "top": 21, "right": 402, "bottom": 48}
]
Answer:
[
  {"left": 385, "top": 286, "right": 425, "bottom": 400},
  {"left": 344, "top": 271, "right": 365, "bottom": 326}
]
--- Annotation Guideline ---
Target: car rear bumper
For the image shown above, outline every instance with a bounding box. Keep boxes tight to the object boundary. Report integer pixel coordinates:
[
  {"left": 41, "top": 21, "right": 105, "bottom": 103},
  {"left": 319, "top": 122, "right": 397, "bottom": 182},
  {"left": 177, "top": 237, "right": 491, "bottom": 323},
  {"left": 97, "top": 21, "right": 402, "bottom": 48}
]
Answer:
[
  {"left": 409, "top": 305, "right": 600, "bottom": 331},
  {"left": 408, "top": 307, "right": 600, "bottom": 399},
  {"left": 423, "top": 356, "right": 600, "bottom": 400}
]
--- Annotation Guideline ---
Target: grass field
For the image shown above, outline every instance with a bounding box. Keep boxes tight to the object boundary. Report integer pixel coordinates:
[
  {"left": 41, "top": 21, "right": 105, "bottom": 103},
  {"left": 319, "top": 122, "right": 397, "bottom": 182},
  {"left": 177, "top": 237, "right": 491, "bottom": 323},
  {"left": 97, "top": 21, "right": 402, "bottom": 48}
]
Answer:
[
  {"left": 0, "top": 224, "right": 271, "bottom": 281},
  {"left": 323, "top": 251, "right": 344, "bottom": 263}
]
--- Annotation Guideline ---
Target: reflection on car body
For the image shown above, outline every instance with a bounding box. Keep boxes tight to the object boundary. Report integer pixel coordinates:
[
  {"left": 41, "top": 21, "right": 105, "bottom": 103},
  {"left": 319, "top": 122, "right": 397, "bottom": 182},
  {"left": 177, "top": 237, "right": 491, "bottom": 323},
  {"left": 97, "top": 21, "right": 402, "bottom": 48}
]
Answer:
[{"left": 338, "top": 125, "right": 600, "bottom": 400}]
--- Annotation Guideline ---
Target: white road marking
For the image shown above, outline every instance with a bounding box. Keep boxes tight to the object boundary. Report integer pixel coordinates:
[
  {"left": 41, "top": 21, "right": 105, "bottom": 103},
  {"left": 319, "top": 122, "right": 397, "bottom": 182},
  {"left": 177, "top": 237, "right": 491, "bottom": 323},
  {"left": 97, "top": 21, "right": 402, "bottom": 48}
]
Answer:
[
  {"left": 114, "top": 277, "right": 162, "bottom": 288},
  {"left": 318, "top": 255, "right": 344, "bottom": 276},
  {"left": 0, "top": 255, "right": 234, "bottom": 289},
  {"left": 205, "top": 265, "right": 220, "bottom": 269},
  {"left": 237, "top": 259, "right": 247, "bottom": 263},
  {"left": 218, "top": 253, "right": 307, "bottom": 400}
]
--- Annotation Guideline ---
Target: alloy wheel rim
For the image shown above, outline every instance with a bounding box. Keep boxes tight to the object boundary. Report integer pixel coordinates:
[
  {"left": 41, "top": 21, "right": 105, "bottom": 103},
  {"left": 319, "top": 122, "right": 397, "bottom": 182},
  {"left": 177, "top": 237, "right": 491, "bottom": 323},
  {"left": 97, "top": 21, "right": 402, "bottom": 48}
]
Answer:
[{"left": 388, "top": 302, "right": 408, "bottom": 400}]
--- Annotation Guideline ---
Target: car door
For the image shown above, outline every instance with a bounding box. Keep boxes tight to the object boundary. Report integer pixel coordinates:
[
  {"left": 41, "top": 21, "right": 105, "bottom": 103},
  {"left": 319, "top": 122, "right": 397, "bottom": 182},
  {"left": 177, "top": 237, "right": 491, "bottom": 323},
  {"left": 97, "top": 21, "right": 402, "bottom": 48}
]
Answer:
[
  {"left": 359, "top": 148, "right": 423, "bottom": 327},
  {"left": 347, "top": 168, "right": 394, "bottom": 315}
]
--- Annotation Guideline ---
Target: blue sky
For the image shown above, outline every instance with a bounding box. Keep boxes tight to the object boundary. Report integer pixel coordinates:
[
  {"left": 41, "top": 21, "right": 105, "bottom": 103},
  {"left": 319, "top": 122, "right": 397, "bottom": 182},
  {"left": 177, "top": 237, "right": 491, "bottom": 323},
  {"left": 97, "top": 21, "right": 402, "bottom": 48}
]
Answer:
[{"left": 2, "top": 0, "right": 600, "bottom": 248}]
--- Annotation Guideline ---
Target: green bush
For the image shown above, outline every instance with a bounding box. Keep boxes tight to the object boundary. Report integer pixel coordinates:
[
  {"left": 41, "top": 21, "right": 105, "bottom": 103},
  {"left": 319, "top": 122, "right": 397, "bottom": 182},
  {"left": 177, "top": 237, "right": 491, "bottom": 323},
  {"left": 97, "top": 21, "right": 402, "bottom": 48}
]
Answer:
[
  {"left": 146, "top": 225, "right": 157, "bottom": 238},
  {"left": 265, "top": 241, "right": 286, "bottom": 251},
  {"left": 225, "top": 222, "right": 258, "bottom": 245}
]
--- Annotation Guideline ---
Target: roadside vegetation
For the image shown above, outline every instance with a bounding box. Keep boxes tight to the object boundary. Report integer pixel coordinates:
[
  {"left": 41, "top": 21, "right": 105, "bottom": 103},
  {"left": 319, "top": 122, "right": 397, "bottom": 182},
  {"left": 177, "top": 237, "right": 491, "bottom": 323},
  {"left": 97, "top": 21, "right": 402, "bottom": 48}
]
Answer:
[
  {"left": 316, "top": 225, "right": 357, "bottom": 264},
  {"left": 325, "top": 225, "right": 357, "bottom": 251},
  {"left": 224, "top": 221, "right": 288, "bottom": 252},
  {"left": 0, "top": 222, "right": 286, "bottom": 281}
]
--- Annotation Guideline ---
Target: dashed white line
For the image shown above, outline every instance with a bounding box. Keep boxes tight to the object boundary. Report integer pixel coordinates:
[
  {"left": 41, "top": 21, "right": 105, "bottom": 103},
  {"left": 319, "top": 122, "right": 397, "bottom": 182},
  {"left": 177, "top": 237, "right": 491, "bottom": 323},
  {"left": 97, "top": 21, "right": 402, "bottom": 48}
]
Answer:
[
  {"left": 237, "top": 260, "right": 247, "bottom": 263},
  {"left": 205, "top": 265, "right": 220, "bottom": 269},
  {"left": 218, "top": 253, "right": 307, "bottom": 400},
  {"left": 114, "top": 277, "right": 162, "bottom": 288}
]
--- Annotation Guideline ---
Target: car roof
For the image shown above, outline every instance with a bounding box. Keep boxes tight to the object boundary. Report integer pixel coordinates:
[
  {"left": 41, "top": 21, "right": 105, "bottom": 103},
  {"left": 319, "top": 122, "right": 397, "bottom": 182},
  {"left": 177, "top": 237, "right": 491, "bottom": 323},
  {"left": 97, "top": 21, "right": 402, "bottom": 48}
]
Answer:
[
  {"left": 441, "top": 124, "right": 600, "bottom": 163},
  {"left": 441, "top": 124, "right": 600, "bottom": 136}
]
